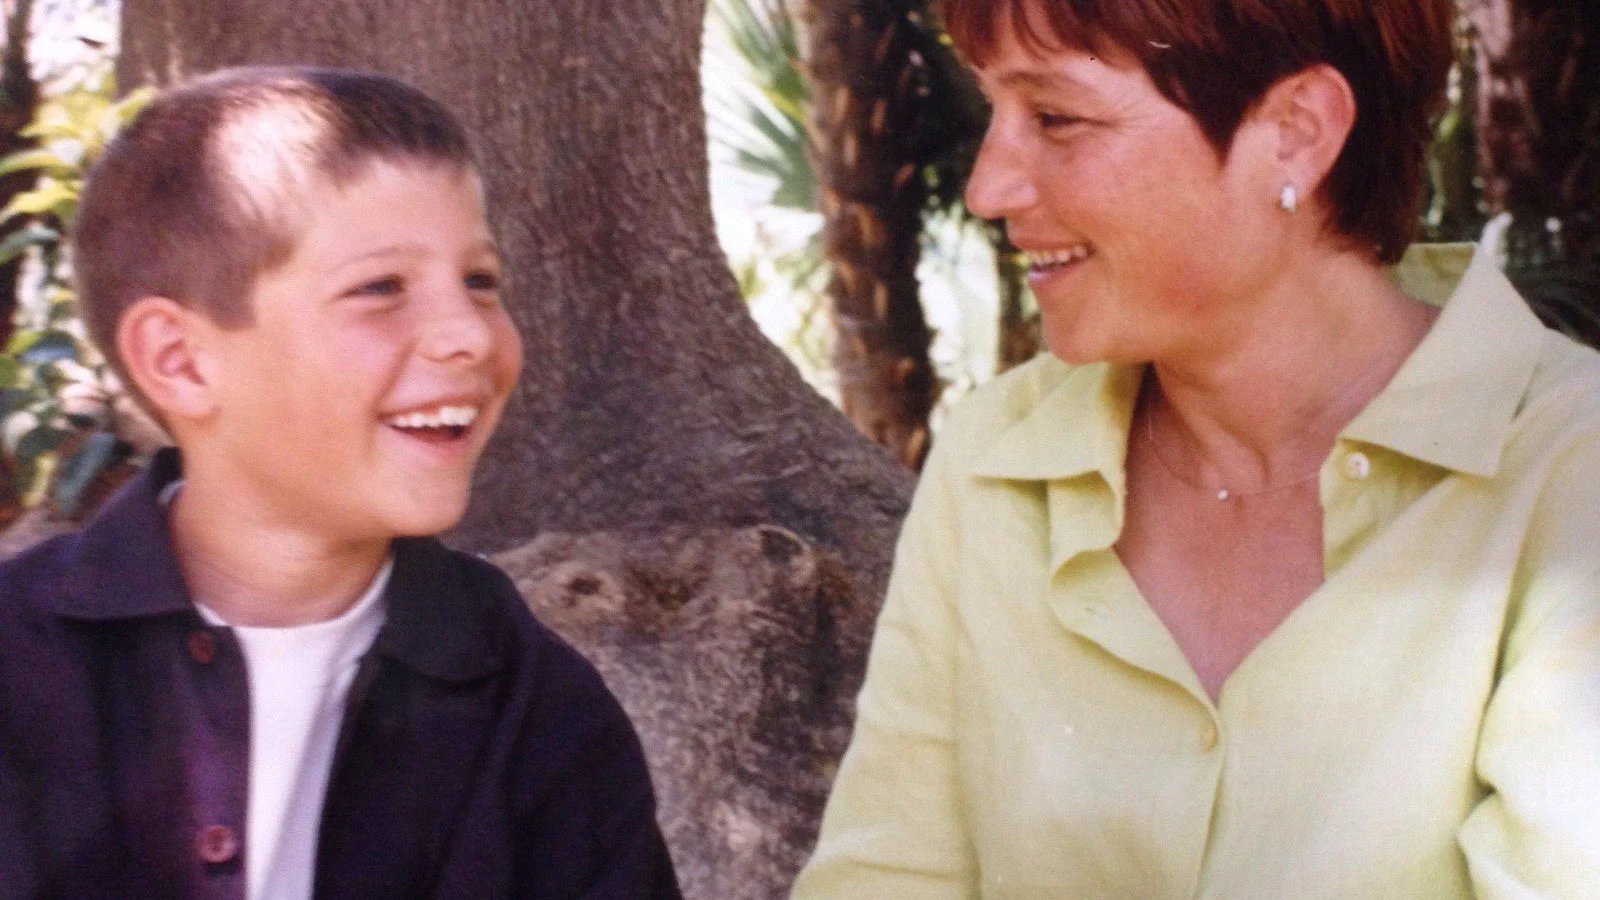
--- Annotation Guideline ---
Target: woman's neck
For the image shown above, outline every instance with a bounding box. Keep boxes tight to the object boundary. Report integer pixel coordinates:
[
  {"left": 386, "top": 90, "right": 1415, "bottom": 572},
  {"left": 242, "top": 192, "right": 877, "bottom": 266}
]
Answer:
[
  {"left": 1145, "top": 249, "right": 1439, "bottom": 490},
  {"left": 167, "top": 470, "right": 391, "bottom": 628}
]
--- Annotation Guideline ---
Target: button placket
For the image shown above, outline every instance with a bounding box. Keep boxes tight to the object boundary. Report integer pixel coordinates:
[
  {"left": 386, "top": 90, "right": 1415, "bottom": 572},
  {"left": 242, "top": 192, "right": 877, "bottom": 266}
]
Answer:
[{"left": 175, "top": 620, "right": 250, "bottom": 885}]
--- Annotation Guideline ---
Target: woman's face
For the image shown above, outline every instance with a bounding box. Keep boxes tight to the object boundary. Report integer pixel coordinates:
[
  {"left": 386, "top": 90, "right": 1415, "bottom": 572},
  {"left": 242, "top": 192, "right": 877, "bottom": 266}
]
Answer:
[{"left": 966, "top": 26, "right": 1285, "bottom": 367}]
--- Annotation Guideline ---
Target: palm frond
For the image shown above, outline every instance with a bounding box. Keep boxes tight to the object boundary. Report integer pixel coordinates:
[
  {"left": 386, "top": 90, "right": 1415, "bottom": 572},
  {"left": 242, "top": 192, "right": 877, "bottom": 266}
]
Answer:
[{"left": 707, "top": 0, "right": 814, "bottom": 212}]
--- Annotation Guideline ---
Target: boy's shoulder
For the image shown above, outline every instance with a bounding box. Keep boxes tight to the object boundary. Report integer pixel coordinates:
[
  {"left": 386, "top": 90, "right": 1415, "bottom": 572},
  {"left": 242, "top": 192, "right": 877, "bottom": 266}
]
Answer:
[
  {"left": 0, "top": 462, "right": 604, "bottom": 716},
  {"left": 385, "top": 535, "right": 599, "bottom": 679},
  {"left": 384, "top": 536, "right": 636, "bottom": 732},
  {"left": 0, "top": 529, "right": 86, "bottom": 632}
]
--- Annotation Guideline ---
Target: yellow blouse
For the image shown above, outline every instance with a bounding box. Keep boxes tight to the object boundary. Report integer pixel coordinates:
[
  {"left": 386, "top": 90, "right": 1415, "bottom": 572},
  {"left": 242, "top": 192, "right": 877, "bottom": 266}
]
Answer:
[{"left": 792, "top": 244, "right": 1600, "bottom": 900}]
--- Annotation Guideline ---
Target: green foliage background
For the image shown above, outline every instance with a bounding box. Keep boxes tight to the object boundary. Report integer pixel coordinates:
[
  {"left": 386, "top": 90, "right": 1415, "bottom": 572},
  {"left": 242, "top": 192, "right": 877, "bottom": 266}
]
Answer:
[{"left": 0, "top": 72, "right": 151, "bottom": 513}]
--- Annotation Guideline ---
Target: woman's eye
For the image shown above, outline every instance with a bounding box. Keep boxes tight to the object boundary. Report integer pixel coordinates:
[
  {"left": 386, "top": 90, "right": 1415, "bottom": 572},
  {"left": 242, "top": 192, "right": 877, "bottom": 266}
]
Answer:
[{"left": 1036, "top": 111, "right": 1086, "bottom": 131}]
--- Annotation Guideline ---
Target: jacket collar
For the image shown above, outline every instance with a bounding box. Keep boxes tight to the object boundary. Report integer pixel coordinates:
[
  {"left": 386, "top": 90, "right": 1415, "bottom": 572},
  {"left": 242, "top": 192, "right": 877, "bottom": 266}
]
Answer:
[
  {"left": 53, "top": 447, "right": 503, "bottom": 683},
  {"left": 969, "top": 242, "right": 1544, "bottom": 485},
  {"left": 56, "top": 446, "right": 194, "bottom": 620},
  {"left": 374, "top": 536, "right": 505, "bottom": 683}
]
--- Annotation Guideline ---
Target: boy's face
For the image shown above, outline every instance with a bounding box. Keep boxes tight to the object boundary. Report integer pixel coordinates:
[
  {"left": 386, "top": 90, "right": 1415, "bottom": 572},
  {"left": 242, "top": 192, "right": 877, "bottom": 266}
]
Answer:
[{"left": 199, "top": 160, "right": 522, "bottom": 541}]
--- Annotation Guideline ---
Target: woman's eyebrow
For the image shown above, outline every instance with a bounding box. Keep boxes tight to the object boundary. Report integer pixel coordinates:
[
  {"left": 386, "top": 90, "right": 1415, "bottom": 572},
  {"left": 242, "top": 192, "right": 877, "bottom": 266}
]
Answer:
[{"left": 989, "top": 68, "right": 1099, "bottom": 98}]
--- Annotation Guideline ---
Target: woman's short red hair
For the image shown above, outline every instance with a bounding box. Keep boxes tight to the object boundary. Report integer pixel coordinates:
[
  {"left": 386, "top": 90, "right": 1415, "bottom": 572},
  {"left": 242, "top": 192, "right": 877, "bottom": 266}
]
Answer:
[{"left": 941, "top": 0, "right": 1455, "bottom": 264}]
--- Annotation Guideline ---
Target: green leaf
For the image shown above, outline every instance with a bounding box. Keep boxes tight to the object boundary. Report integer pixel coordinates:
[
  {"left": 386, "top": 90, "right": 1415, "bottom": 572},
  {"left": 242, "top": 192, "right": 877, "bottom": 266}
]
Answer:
[
  {"left": 50, "top": 198, "right": 78, "bottom": 229},
  {"left": 0, "top": 148, "right": 73, "bottom": 179},
  {"left": 53, "top": 429, "right": 119, "bottom": 516},
  {"left": 0, "top": 223, "right": 60, "bottom": 266},
  {"left": 109, "top": 87, "right": 156, "bottom": 125},
  {"left": 15, "top": 423, "right": 68, "bottom": 461},
  {"left": 0, "top": 181, "right": 78, "bottom": 224},
  {"left": 0, "top": 388, "right": 35, "bottom": 418},
  {"left": 5, "top": 328, "right": 40, "bottom": 355},
  {"left": 19, "top": 121, "right": 74, "bottom": 141},
  {"left": 708, "top": 0, "right": 816, "bottom": 213},
  {"left": 17, "top": 331, "right": 79, "bottom": 365},
  {"left": 0, "top": 356, "right": 19, "bottom": 389}
]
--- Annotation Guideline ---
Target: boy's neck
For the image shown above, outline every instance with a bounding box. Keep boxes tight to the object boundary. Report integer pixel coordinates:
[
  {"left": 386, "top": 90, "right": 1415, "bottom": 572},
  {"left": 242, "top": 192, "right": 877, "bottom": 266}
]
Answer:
[{"left": 167, "top": 472, "right": 392, "bottom": 628}]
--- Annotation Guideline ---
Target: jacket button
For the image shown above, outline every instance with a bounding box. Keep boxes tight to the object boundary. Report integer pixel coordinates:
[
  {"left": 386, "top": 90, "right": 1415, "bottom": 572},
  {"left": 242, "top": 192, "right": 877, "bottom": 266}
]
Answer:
[
  {"left": 187, "top": 630, "right": 216, "bottom": 665},
  {"left": 195, "top": 824, "right": 238, "bottom": 864}
]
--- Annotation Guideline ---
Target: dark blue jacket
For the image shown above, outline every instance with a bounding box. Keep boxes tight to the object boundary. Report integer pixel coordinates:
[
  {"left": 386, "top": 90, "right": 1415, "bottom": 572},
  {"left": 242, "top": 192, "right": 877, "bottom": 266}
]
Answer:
[{"left": 0, "top": 450, "right": 681, "bottom": 900}]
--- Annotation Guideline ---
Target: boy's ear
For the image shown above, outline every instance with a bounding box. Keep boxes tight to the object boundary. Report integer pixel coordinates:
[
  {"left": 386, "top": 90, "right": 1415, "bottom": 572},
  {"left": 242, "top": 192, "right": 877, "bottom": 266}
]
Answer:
[
  {"left": 1255, "top": 63, "right": 1357, "bottom": 199},
  {"left": 115, "top": 296, "right": 219, "bottom": 424}
]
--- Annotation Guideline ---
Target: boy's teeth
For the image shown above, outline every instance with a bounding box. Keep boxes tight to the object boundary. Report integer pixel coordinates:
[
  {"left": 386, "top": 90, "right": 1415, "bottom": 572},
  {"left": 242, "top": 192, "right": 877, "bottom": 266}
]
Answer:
[{"left": 386, "top": 405, "right": 480, "bottom": 429}]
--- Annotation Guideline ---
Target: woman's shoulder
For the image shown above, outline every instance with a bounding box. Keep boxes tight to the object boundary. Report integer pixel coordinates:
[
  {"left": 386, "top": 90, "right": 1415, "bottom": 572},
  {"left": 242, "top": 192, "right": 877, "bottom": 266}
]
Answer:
[
  {"left": 1514, "top": 327, "right": 1600, "bottom": 453},
  {"left": 935, "top": 354, "right": 1107, "bottom": 467},
  {"left": 1496, "top": 328, "right": 1600, "bottom": 591},
  {"left": 1527, "top": 326, "right": 1600, "bottom": 408}
]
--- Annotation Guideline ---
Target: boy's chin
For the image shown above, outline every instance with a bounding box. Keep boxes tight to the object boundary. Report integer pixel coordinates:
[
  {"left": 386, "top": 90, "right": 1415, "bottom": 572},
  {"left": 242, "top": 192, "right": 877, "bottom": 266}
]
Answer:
[{"left": 377, "top": 489, "right": 473, "bottom": 538}]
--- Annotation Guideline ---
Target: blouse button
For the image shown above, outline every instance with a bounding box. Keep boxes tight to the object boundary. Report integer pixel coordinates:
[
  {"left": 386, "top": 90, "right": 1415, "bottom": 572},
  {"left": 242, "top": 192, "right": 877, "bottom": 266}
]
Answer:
[
  {"left": 1342, "top": 451, "right": 1372, "bottom": 481},
  {"left": 186, "top": 630, "right": 216, "bottom": 665},
  {"left": 1201, "top": 722, "right": 1220, "bottom": 752},
  {"left": 195, "top": 824, "right": 238, "bottom": 864}
]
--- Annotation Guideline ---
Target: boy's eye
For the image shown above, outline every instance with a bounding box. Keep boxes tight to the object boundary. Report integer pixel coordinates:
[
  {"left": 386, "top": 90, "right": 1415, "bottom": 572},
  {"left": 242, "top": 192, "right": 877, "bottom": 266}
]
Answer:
[
  {"left": 464, "top": 270, "right": 500, "bottom": 292},
  {"left": 464, "top": 269, "right": 504, "bottom": 305},
  {"left": 351, "top": 276, "right": 404, "bottom": 297}
]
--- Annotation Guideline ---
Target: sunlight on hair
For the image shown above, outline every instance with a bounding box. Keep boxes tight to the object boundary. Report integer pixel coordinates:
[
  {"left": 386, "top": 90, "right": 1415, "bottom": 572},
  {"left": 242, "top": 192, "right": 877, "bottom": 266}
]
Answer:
[{"left": 210, "top": 97, "right": 329, "bottom": 227}]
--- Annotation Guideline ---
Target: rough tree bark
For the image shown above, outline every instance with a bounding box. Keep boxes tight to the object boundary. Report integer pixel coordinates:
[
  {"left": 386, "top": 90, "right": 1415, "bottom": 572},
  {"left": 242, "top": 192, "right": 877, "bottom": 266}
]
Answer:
[
  {"left": 119, "top": 2, "right": 913, "bottom": 897},
  {"left": 1464, "top": 0, "right": 1600, "bottom": 341},
  {"left": 800, "top": 0, "right": 940, "bottom": 469}
]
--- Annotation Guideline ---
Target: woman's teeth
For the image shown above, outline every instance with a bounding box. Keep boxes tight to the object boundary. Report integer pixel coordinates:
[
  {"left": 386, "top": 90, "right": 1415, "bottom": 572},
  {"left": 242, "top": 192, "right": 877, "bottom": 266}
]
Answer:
[{"left": 1028, "top": 245, "right": 1093, "bottom": 274}]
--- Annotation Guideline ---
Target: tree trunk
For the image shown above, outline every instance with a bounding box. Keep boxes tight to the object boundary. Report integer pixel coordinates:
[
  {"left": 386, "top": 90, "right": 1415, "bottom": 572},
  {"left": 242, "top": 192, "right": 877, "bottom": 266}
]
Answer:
[
  {"left": 800, "top": 0, "right": 940, "bottom": 469},
  {"left": 119, "top": 2, "right": 913, "bottom": 896},
  {"left": 1464, "top": 0, "right": 1600, "bottom": 341}
]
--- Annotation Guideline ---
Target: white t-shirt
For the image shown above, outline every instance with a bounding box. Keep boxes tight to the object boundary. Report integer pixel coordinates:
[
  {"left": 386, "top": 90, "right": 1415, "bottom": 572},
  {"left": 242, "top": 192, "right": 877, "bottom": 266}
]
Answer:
[{"left": 196, "top": 558, "right": 391, "bottom": 900}]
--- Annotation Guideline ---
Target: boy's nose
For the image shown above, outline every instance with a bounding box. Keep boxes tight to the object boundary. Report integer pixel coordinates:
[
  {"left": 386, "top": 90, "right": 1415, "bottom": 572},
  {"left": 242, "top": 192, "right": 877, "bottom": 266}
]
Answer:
[
  {"left": 964, "top": 126, "right": 1038, "bottom": 221},
  {"left": 419, "top": 288, "right": 497, "bottom": 364}
]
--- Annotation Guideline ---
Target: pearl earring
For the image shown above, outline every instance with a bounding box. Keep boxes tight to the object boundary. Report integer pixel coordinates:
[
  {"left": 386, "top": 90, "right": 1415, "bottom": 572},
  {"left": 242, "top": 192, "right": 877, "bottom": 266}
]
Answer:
[{"left": 1279, "top": 184, "right": 1299, "bottom": 214}]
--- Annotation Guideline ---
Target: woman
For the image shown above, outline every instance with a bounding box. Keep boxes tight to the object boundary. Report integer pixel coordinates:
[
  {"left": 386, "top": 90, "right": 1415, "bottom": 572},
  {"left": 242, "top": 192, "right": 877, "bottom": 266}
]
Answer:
[{"left": 792, "top": 1, "right": 1600, "bottom": 898}]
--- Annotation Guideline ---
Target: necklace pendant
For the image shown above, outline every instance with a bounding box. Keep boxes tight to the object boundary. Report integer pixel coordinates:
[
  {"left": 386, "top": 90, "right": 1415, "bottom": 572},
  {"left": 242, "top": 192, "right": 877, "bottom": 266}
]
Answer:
[{"left": 1216, "top": 488, "right": 1230, "bottom": 501}]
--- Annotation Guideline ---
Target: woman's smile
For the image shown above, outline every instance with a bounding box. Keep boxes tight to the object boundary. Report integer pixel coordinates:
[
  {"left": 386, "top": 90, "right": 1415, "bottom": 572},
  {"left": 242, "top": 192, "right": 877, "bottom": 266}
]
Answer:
[{"left": 1024, "top": 244, "right": 1095, "bottom": 284}]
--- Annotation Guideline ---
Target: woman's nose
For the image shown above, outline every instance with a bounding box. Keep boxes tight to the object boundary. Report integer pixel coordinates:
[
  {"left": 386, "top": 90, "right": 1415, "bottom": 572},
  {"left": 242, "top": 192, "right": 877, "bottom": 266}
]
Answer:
[{"left": 964, "top": 124, "right": 1039, "bottom": 221}]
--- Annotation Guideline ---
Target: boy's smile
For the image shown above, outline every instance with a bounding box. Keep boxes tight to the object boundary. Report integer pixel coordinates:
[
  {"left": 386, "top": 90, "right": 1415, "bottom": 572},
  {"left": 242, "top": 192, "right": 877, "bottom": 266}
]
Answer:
[{"left": 194, "top": 160, "right": 522, "bottom": 543}]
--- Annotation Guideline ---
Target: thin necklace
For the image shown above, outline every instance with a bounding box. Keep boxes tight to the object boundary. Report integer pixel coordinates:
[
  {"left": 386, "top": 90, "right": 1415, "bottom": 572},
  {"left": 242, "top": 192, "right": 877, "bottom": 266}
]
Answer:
[{"left": 1142, "top": 403, "right": 1322, "bottom": 502}]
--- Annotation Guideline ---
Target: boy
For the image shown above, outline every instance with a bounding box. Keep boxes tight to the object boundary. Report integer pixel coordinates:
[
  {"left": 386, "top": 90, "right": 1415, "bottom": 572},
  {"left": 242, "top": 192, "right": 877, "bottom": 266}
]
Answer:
[{"left": 0, "top": 67, "right": 681, "bottom": 900}]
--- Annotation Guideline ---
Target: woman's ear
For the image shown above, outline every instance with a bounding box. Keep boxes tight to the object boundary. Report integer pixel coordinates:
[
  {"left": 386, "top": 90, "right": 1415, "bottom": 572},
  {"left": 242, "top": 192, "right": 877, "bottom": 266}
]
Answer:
[
  {"left": 1256, "top": 63, "right": 1358, "bottom": 198},
  {"left": 115, "top": 296, "right": 219, "bottom": 425}
]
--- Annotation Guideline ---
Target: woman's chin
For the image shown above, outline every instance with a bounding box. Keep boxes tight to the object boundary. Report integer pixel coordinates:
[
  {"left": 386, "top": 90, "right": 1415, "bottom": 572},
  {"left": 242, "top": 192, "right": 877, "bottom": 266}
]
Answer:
[{"left": 1042, "top": 328, "right": 1114, "bottom": 367}]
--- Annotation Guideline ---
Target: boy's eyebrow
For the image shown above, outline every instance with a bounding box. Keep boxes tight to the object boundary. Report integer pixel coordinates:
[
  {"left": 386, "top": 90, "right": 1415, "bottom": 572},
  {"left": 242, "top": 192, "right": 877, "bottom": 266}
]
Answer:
[{"left": 332, "top": 238, "right": 501, "bottom": 271}]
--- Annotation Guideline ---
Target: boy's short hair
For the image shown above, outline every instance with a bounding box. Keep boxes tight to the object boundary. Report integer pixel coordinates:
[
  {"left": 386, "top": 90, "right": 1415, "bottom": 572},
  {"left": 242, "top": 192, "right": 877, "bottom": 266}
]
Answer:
[{"left": 73, "top": 66, "right": 475, "bottom": 383}]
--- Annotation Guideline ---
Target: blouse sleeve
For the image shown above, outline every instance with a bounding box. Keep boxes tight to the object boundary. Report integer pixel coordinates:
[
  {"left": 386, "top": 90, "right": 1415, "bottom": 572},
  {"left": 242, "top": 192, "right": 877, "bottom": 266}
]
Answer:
[
  {"left": 1458, "top": 566, "right": 1600, "bottom": 898},
  {"left": 789, "top": 440, "right": 979, "bottom": 900}
]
